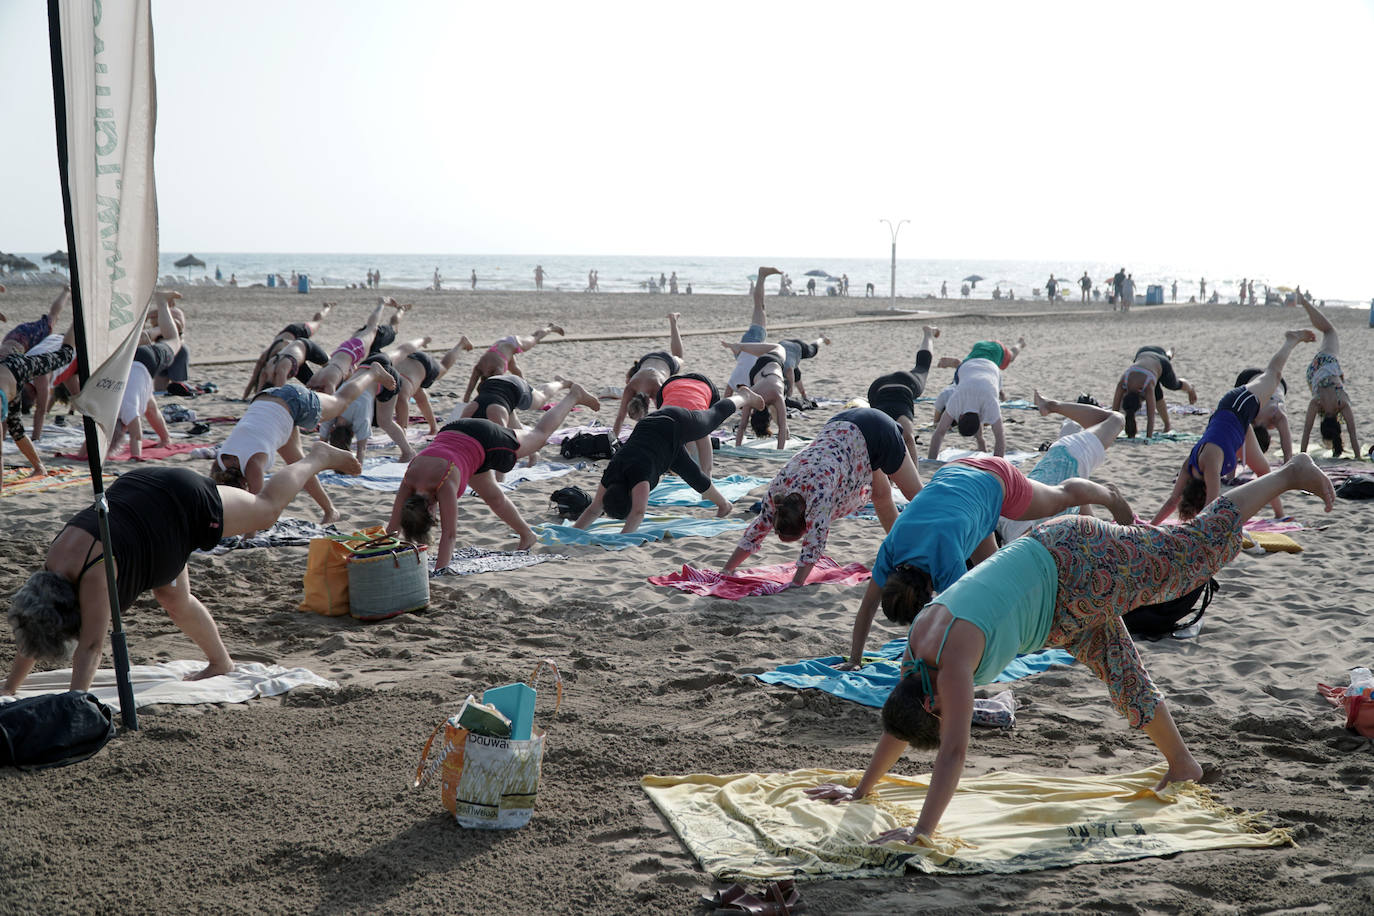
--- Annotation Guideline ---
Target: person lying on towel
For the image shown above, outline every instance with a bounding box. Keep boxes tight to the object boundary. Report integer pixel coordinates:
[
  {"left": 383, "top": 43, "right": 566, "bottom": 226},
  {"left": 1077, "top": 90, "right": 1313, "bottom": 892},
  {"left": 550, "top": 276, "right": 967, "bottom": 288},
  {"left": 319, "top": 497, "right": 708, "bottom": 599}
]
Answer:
[{"left": 805, "top": 455, "right": 1335, "bottom": 844}]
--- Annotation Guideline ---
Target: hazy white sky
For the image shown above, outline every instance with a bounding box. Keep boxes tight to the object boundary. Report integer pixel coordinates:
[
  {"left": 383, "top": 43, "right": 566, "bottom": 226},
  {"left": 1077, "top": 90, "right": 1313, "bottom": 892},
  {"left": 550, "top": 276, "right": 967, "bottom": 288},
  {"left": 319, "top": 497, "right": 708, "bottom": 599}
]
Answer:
[{"left": 2, "top": 1, "right": 1371, "bottom": 291}]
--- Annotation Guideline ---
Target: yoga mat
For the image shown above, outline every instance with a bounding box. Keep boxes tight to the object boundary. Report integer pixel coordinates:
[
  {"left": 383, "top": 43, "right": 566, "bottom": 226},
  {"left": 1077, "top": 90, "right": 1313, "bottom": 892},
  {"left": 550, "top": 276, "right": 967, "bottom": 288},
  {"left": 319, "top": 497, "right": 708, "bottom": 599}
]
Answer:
[
  {"left": 753, "top": 639, "right": 1075, "bottom": 708},
  {"left": 534, "top": 515, "right": 747, "bottom": 550},
  {"left": 7, "top": 660, "right": 337, "bottom": 708},
  {"left": 647, "top": 474, "right": 770, "bottom": 507},
  {"left": 643, "top": 766, "right": 1290, "bottom": 880}
]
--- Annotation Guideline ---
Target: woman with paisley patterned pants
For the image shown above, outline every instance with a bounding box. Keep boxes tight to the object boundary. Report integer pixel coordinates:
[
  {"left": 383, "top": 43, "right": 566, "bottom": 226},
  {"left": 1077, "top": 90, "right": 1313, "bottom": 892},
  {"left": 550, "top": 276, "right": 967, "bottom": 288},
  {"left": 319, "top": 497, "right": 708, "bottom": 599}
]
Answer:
[{"left": 806, "top": 453, "right": 1335, "bottom": 844}]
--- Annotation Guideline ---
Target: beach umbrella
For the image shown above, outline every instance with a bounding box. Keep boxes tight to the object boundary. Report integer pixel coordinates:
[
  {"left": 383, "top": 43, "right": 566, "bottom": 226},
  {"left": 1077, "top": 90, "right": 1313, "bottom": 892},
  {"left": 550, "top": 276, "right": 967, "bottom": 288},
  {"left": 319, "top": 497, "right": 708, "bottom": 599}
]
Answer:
[
  {"left": 43, "top": 249, "right": 70, "bottom": 267},
  {"left": 173, "top": 253, "right": 206, "bottom": 269},
  {"left": 963, "top": 274, "right": 984, "bottom": 284},
  {"left": 803, "top": 269, "right": 830, "bottom": 277},
  {"left": 12, "top": 256, "right": 39, "bottom": 271}
]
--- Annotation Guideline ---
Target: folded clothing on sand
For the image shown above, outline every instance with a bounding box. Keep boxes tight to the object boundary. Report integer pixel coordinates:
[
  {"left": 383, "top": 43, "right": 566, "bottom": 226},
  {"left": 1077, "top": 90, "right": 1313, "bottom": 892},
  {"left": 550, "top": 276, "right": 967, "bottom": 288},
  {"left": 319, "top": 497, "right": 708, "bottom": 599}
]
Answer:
[
  {"left": 753, "top": 638, "right": 1075, "bottom": 708},
  {"left": 649, "top": 557, "right": 870, "bottom": 598},
  {"left": 643, "top": 766, "right": 1291, "bottom": 881},
  {"left": 648, "top": 474, "right": 770, "bottom": 507},
  {"left": 535, "top": 516, "right": 748, "bottom": 550},
  {"left": 8, "top": 660, "right": 336, "bottom": 707},
  {"left": 431, "top": 546, "right": 569, "bottom": 577}
]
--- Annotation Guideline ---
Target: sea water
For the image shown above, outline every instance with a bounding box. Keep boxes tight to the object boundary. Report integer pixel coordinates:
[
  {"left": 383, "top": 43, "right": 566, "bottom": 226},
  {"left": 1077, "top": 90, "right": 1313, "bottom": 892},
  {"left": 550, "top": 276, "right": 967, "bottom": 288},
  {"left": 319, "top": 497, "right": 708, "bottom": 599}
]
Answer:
[{"left": 12, "top": 251, "right": 1366, "bottom": 306}]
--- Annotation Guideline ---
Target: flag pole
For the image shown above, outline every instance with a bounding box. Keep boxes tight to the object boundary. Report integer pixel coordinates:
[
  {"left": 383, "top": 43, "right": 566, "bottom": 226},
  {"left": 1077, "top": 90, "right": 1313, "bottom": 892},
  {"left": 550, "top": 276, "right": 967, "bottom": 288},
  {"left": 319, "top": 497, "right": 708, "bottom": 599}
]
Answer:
[{"left": 47, "top": 0, "right": 138, "bottom": 730}]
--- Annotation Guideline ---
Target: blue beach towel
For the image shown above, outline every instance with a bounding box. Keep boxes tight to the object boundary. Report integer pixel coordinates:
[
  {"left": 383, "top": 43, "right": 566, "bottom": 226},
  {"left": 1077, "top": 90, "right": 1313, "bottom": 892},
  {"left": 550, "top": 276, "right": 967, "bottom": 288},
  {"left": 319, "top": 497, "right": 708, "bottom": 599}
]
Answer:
[
  {"left": 648, "top": 474, "right": 770, "bottom": 507},
  {"left": 715, "top": 438, "right": 810, "bottom": 461},
  {"left": 534, "top": 515, "right": 748, "bottom": 550},
  {"left": 753, "top": 638, "right": 1075, "bottom": 707}
]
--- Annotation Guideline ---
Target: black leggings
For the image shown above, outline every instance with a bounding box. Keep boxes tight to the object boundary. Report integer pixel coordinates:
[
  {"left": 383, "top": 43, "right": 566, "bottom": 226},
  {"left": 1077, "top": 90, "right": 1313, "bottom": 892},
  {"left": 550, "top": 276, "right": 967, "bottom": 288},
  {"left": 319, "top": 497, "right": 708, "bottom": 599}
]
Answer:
[
  {"left": 3, "top": 346, "right": 75, "bottom": 443},
  {"left": 658, "top": 402, "right": 737, "bottom": 441}
]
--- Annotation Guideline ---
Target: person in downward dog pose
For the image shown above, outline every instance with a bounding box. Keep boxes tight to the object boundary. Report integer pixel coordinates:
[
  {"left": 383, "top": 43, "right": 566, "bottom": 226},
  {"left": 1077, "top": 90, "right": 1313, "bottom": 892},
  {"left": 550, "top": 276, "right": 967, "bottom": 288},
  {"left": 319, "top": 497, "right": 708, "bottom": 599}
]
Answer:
[
  {"left": 805, "top": 455, "right": 1335, "bottom": 844},
  {"left": 612, "top": 312, "right": 689, "bottom": 437},
  {"left": 867, "top": 325, "right": 940, "bottom": 463},
  {"left": 390, "top": 384, "right": 601, "bottom": 568},
  {"left": 1295, "top": 293, "right": 1362, "bottom": 459},
  {"left": 1152, "top": 328, "right": 1313, "bottom": 524},
  {"left": 391, "top": 337, "right": 469, "bottom": 435},
  {"left": 297, "top": 298, "right": 404, "bottom": 395},
  {"left": 721, "top": 407, "right": 923, "bottom": 588},
  {"left": 1111, "top": 345, "right": 1198, "bottom": 439},
  {"left": 4, "top": 444, "right": 366, "bottom": 694},
  {"left": 242, "top": 301, "right": 335, "bottom": 398},
  {"left": 460, "top": 323, "right": 565, "bottom": 403},
  {"left": 574, "top": 388, "right": 766, "bottom": 533}
]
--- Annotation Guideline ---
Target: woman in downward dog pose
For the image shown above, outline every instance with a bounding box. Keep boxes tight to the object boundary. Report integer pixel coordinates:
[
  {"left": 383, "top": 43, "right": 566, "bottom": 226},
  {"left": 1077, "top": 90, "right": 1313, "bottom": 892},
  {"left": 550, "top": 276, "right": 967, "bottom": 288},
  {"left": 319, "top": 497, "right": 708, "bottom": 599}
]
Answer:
[
  {"left": 1152, "top": 328, "right": 1312, "bottom": 524},
  {"left": 867, "top": 325, "right": 940, "bottom": 463},
  {"left": 574, "top": 388, "right": 766, "bottom": 533},
  {"left": 299, "top": 298, "right": 404, "bottom": 395},
  {"left": 612, "top": 312, "right": 689, "bottom": 436},
  {"left": 4, "top": 444, "right": 365, "bottom": 695},
  {"left": 1296, "top": 293, "right": 1362, "bottom": 459},
  {"left": 460, "top": 323, "right": 565, "bottom": 403},
  {"left": 1112, "top": 345, "right": 1198, "bottom": 439},
  {"left": 721, "top": 408, "right": 923, "bottom": 588},
  {"left": 242, "top": 301, "right": 334, "bottom": 398},
  {"left": 390, "top": 384, "right": 600, "bottom": 568},
  {"left": 805, "top": 455, "right": 1335, "bottom": 844}
]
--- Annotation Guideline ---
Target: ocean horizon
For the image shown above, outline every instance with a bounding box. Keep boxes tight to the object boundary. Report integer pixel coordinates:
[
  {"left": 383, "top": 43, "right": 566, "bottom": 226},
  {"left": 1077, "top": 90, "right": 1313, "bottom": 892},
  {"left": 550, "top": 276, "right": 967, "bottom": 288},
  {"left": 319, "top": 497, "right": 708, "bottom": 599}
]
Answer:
[{"left": 8, "top": 251, "right": 1368, "bottom": 307}]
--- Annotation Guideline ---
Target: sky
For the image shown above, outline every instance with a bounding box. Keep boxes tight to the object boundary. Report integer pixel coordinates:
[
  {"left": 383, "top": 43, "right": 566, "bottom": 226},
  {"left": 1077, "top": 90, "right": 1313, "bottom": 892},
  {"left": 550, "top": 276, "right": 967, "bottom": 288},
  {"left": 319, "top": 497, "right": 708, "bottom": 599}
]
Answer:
[{"left": 1, "top": 1, "right": 1371, "bottom": 294}]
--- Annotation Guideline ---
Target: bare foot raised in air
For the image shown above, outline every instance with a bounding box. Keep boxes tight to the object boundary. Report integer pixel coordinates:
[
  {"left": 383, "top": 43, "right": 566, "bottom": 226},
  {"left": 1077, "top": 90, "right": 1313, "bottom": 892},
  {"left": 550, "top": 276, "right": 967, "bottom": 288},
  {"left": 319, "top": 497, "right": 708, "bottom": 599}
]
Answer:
[
  {"left": 1105, "top": 483, "right": 1135, "bottom": 525},
  {"left": 568, "top": 382, "right": 601, "bottom": 411},
  {"left": 923, "top": 324, "right": 940, "bottom": 338},
  {"left": 1287, "top": 328, "right": 1317, "bottom": 344},
  {"left": 312, "top": 441, "right": 364, "bottom": 476},
  {"left": 737, "top": 385, "right": 766, "bottom": 411},
  {"left": 1288, "top": 452, "right": 1336, "bottom": 511},
  {"left": 184, "top": 659, "right": 234, "bottom": 682},
  {"left": 546, "top": 323, "right": 565, "bottom": 336},
  {"left": 369, "top": 363, "right": 398, "bottom": 390},
  {"left": 1033, "top": 389, "right": 1053, "bottom": 417},
  {"left": 757, "top": 266, "right": 781, "bottom": 280},
  {"left": 458, "top": 335, "right": 474, "bottom": 351}
]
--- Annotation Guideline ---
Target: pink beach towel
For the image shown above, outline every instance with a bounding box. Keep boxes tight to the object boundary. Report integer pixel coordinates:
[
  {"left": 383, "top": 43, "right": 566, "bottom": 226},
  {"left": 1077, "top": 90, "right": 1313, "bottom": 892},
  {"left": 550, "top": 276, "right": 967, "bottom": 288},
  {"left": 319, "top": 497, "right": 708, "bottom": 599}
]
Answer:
[
  {"left": 649, "top": 557, "right": 870, "bottom": 599},
  {"left": 57, "top": 440, "right": 205, "bottom": 462}
]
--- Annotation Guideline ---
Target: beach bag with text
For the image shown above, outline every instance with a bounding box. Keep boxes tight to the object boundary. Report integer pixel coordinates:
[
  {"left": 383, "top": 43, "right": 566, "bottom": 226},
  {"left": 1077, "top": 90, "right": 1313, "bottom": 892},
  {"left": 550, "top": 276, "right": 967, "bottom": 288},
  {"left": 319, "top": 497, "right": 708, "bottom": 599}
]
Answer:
[
  {"left": 298, "top": 525, "right": 389, "bottom": 616},
  {"left": 412, "top": 660, "right": 563, "bottom": 829}
]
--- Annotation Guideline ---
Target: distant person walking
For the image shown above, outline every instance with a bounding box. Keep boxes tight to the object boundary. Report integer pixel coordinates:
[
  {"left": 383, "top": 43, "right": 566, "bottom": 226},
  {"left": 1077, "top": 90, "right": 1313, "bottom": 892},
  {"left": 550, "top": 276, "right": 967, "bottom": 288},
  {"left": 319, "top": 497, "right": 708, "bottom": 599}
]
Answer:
[
  {"left": 1122, "top": 273, "right": 1136, "bottom": 311},
  {"left": 470, "top": 270, "right": 477, "bottom": 290},
  {"left": 1079, "top": 272, "right": 1091, "bottom": 302},
  {"left": 1171, "top": 280, "right": 1178, "bottom": 303},
  {"left": 432, "top": 268, "right": 442, "bottom": 291},
  {"left": 1112, "top": 268, "right": 1126, "bottom": 310},
  {"left": 1199, "top": 277, "right": 1207, "bottom": 301},
  {"left": 1046, "top": 274, "right": 1058, "bottom": 302},
  {"left": 586, "top": 269, "right": 595, "bottom": 292},
  {"left": 534, "top": 265, "right": 546, "bottom": 291},
  {"left": 940, "top": 281, "right": 947, "bottom": 298},
  {"left": 669, "top": 271, "right": 679, "bottom": 294}
]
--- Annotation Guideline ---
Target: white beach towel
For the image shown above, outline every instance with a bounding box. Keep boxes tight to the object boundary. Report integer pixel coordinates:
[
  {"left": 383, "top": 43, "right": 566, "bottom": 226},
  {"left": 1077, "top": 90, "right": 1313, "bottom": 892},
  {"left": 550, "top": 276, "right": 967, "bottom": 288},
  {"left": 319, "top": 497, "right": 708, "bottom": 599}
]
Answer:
[{"left": 7, "top": 660, "right": 337, "bottom": 707}]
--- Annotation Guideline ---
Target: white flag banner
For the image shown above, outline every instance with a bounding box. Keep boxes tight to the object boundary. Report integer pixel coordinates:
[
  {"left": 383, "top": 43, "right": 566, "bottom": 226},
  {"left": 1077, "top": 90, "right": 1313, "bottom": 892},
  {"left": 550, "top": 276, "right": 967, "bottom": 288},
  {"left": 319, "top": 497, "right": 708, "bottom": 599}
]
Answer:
[{"left": 58, "top": 0, "right": 158, "bottom": 454}]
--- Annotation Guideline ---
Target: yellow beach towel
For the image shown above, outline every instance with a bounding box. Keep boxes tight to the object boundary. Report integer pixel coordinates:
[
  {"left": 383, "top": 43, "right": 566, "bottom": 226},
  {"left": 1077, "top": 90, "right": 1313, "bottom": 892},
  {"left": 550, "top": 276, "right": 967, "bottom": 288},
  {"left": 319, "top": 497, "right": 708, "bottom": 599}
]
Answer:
[{"left": 642, "top": 766, "right": 1290, "bottom": 880}]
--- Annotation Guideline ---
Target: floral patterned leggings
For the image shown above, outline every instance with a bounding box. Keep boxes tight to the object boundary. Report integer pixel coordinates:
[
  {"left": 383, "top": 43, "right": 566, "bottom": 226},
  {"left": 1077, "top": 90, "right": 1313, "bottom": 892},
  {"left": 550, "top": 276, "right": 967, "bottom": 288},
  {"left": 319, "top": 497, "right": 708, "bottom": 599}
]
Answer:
[{"left": 1031, "top": 499, "right": 1243, "bottom": 728}]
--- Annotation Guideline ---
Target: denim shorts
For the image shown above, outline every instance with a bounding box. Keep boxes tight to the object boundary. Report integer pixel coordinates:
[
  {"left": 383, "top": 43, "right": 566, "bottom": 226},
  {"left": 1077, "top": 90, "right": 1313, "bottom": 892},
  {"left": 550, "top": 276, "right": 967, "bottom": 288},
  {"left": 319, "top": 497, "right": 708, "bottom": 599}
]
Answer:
[
  {"left": 262, "top": 381, "right": 322, "bottom": 428},
  {"left": 741, "top": 323, "right": 766, "bottom": 343}
]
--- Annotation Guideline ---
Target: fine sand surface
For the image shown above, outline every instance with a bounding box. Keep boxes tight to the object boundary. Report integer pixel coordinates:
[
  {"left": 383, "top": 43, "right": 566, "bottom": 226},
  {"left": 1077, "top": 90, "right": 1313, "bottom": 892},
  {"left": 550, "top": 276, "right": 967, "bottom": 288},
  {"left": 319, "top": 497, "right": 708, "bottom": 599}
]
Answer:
[{"left": 2, "top": 283, "right": 1372, "bottom": 914}]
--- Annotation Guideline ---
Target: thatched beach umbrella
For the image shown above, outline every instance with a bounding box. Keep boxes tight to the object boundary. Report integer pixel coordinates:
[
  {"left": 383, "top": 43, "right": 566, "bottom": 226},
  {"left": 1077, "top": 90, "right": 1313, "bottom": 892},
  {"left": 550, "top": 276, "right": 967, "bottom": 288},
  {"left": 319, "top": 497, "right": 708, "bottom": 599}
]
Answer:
[
  {"left": 43, "top": 250, "right": 70, "bottom": 267},
  {"left": 173, "top": 253, "right": 206, "bottom": 269},
  {"left": 11, "top": 256, "right": 39, "bottom": 272}
]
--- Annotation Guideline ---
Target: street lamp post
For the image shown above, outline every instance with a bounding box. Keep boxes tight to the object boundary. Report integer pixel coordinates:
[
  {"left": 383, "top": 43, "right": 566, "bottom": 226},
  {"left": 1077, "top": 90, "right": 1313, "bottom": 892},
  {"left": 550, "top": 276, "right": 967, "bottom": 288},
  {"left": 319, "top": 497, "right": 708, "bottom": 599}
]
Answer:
[{"left": 879, "top": 218, "right": 909, "bottom": 310}]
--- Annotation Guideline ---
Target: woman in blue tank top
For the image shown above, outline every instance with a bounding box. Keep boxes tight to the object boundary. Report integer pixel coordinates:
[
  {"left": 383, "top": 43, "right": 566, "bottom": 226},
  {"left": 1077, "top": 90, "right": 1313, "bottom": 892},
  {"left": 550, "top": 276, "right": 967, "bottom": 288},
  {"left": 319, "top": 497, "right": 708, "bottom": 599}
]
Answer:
[
  {"left": 806, "top": 455, "right": 1335, "bottom": 846},
  {"left": 1152, "top": 328, "right": 1313, "bottom": 524}
]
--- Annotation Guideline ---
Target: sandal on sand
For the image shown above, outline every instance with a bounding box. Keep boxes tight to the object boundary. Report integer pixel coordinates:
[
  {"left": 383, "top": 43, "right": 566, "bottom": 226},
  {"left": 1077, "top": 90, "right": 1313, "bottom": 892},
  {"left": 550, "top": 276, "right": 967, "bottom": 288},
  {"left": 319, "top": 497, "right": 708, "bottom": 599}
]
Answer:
[{"left": 700, "top": 880, "right": 805, "bottom": 915}]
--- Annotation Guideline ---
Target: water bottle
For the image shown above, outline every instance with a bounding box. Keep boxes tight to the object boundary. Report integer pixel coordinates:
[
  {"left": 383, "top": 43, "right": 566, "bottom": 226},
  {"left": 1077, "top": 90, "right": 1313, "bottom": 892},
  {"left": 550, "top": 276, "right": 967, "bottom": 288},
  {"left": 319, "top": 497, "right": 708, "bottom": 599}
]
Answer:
[{"left": 1349, "top": 667, "right": 1374, "bottom": 699}]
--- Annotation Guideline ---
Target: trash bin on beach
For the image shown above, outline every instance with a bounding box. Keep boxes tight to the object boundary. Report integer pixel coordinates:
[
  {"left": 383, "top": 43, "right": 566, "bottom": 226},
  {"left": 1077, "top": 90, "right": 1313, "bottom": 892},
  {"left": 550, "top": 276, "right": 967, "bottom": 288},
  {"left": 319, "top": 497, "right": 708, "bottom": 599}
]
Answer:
[
  {"left": 297, "top": 274, "right": 309, "bottom": 294},
  {"left": 1146, "top": 285, "right": 1163, "bottom": 305},
  {"left": 267, "top": 274, "right": 276, "bottom": 288}
]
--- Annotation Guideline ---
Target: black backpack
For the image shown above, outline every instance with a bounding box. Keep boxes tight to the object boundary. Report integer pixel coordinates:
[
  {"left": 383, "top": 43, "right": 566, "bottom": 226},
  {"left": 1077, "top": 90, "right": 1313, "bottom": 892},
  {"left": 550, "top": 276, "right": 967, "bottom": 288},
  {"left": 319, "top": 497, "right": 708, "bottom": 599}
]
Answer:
[
  {"left": 549, "top": 485, "right": 593, "bottom": 520},
  {"left": 0, "top": 691, "right": 117, "bottom": 770},
  {"left": 559, "top": 431, "right": 618, "bottom": 461},
  {"left": 1123, "top": 578, "right": 1219, "bottom": 641}
]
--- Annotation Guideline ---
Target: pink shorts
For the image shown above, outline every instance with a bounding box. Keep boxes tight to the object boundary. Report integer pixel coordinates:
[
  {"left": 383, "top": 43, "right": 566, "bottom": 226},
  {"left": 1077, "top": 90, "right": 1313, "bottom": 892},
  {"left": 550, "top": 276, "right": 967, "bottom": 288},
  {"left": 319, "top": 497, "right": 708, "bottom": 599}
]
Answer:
[
  {"left": 952, "top": 455, "right": 1032, "bottom": 518},
  {"left": 332, "top": 337, "right": 366, "bottom": 372}
]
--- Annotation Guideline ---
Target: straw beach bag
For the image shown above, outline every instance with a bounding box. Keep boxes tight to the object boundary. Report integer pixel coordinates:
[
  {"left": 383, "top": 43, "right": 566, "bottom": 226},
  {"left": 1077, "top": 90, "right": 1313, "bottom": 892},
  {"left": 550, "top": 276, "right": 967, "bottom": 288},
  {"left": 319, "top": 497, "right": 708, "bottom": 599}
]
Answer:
[
  {"left": 298, "top": 525, "right": 391, "bottom": 616},
  {"left": 347, "top": 538, "right": 429, "bottom": 621}
]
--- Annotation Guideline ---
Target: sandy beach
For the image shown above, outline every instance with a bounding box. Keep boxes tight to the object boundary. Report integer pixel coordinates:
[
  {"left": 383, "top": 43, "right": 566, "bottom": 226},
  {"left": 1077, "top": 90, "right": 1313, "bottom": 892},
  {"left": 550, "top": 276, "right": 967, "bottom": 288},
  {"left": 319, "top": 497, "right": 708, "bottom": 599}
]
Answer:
[{"left": 2, "top": 282, "right": 1372, "bottom": 914}]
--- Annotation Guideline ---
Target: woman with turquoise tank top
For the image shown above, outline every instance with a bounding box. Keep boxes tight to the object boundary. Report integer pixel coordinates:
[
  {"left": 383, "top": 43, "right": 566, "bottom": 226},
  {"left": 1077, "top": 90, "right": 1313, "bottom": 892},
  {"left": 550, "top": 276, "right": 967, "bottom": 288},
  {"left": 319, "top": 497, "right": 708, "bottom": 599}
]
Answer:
[{"left": 806, "top": 455, "right": 1335, "bottom": 846}]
